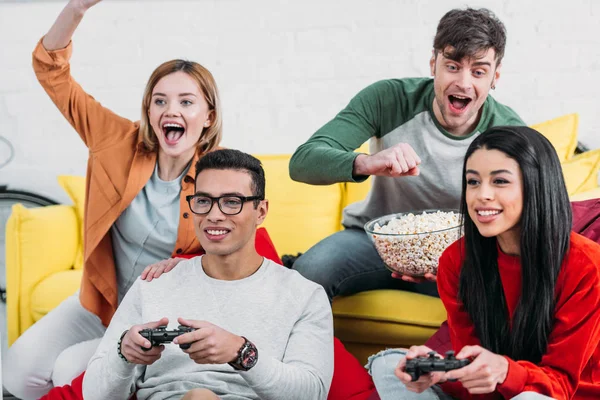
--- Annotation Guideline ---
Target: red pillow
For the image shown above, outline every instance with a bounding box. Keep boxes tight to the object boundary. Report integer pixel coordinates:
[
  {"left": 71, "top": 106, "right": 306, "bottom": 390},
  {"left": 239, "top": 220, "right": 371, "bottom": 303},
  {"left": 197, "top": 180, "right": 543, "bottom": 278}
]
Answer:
[{"left": 328, "top": 337, "right": 376, "bottom": 400}]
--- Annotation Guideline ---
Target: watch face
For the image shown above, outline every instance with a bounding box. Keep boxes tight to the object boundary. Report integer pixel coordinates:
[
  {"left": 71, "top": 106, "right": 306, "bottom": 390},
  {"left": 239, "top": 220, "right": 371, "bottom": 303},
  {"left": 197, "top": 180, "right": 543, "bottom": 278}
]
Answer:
[{"left": 241, "top": 345, "right": 258, "bottom": 369}]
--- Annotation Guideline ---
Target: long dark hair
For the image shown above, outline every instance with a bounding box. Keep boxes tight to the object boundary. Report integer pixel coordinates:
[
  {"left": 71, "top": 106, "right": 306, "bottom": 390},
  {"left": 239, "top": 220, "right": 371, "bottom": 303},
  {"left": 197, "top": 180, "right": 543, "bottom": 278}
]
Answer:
[{"left": 458, "top": 126, "right": 572, "bottom": 363}]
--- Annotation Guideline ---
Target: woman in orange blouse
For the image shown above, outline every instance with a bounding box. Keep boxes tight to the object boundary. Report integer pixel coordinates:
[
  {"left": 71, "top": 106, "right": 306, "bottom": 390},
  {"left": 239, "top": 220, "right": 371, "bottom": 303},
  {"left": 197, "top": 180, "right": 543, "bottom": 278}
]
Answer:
[
  {"left": 3, "top": 0, "right": 222, "bottom": 398},
  {"left": 370, "top": 126, "right": 600, "bottom": 400}
]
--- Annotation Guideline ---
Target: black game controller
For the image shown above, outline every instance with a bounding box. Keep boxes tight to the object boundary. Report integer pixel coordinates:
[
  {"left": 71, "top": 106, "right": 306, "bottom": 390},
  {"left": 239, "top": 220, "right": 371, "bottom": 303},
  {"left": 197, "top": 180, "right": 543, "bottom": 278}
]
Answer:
[
  {"left": 405, "top": 351, "right": 470, "bottom": 381},
  {"left": 139, "top": 325, "right": 195, "bottom": 351}
]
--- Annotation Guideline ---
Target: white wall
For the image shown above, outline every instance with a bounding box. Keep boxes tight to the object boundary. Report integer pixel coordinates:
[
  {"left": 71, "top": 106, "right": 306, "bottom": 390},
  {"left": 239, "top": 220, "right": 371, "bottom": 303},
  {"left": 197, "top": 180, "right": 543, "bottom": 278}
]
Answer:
[{"left": 0, "top": 0, "right": 598, "bottom": 203}]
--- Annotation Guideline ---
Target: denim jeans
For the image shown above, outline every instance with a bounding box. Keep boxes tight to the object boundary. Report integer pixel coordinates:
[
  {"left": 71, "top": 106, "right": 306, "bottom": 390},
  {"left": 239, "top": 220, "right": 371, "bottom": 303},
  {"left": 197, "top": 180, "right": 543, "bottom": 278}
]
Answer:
[
  {"left": 292, "top": 228, "right": 438, "bottom": 301},
  {"left": 366, "top": 349, "right": 557, "bottom": 400}
]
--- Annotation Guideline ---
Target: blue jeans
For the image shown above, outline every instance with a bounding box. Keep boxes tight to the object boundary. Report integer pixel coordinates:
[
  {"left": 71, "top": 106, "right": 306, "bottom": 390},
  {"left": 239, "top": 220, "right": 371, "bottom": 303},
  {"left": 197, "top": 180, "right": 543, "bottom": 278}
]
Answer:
[
  {"left": 292, "top": 228, "right": 438, "bottom": 301},
  {"left": 366, "top": 349, "right": 556, "bottom": 400}
]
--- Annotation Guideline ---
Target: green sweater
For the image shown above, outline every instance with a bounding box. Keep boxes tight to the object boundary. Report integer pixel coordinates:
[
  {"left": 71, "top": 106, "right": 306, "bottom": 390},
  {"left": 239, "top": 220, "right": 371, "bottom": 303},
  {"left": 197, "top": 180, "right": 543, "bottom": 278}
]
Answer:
[{"left": 289, "top": 78, "right": 524, "bottom": 229}]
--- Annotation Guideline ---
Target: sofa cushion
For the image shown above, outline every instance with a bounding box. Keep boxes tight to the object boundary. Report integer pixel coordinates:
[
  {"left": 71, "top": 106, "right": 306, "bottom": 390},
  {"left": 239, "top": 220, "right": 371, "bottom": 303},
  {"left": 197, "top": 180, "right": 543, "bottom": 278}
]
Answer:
[
  {"left": 571, "top": 187, "right": 600, "bottom": 202},
  {"left": 255, "top": 154, "right": 343, "bottom": 255},
  {"left": 57, "top": 175, "right": 86, "bottom": 270},
  {"left": 531, "top": 113, "right": 579, "bottom": 162},
  {"left": 31, "top": 269, "right": 82, "bottom": 322},
  {"left": 333, "top": 290, "right": 445, "bottom": 364},
  {"left": 561, "top": 149, "right": 600, "bottom": 196}
]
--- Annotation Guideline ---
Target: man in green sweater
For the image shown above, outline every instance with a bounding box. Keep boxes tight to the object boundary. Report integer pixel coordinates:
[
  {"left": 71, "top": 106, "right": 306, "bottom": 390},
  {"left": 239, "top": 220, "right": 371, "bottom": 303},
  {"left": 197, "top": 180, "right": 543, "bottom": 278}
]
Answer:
[{"left": 289, "top": 8, "right": 524, "bottom": 300}]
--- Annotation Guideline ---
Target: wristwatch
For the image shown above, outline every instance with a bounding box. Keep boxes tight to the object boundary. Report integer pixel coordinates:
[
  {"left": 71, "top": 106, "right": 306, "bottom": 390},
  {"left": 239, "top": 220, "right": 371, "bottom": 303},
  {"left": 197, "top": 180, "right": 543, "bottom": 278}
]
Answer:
[{"left": 228, "top": 336, "right": 258, "bottom": 371}]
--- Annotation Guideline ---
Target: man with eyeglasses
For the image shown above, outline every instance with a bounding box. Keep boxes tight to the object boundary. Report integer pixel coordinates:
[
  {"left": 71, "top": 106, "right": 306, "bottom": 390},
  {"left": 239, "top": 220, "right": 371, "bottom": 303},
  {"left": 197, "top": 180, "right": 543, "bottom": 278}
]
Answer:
[{"left": 82, "top": 149, "right": 334, "bottom": 400}]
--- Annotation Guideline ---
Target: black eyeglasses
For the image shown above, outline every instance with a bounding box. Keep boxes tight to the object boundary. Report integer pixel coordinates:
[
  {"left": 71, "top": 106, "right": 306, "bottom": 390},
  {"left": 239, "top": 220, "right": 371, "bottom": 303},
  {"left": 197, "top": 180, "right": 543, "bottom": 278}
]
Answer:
[{"left": 186, "top": 194, "right": 263, "bottom": 216}]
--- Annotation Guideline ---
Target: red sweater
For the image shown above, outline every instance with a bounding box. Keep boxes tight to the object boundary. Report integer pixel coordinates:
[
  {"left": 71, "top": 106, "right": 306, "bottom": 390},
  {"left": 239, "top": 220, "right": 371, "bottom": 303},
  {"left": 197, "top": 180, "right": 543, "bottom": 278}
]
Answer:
[{"left": 437, "top": 232, "right": 600, "bottom": 400}]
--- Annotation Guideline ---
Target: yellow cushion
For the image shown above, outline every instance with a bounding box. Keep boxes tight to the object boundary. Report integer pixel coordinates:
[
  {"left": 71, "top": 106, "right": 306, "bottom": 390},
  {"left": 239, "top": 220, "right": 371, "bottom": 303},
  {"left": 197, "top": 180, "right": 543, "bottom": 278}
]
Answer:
[
  {"left": 30, "top": 270, "right": 82, "bottom": 322},
  {"left": 57, "top": 175, "right": 86, "bottom": 270},
  {"left": 561, "top": 149, "right": 600, "bottom": 196},
  {"left": 5, "top": 204, "right": 79, "bottom": 344},
  {"left": 570, "top": 187, "right": 600, "bottom": 201},
  {"left": 531, "top": 113, "right": 579, "bottom": 162},
  {"left": 333, "top": 290, "right": 446, "bottom": 363},
  {"left": 255, "top": 154, "right": 343, "bottom": 255}
]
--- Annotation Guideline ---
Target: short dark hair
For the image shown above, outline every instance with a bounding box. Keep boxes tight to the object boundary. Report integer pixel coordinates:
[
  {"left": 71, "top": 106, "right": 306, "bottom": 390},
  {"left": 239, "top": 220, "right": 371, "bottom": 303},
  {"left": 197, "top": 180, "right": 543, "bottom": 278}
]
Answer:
[
  {"left": 458, "top": 126, "right": 572, "bottom": 364},
  {"left": 433, "top": 8, "right": 506, "bottom": 65},
  {"left": 194, "top": 149, "right": 266, "bottom": 207}
]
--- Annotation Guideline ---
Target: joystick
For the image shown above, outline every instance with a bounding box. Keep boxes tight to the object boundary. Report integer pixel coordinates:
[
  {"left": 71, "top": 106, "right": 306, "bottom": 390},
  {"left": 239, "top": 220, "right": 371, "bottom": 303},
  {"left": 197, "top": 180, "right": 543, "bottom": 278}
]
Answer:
[
  {"left": 139, "top": 325, "right": 195, "bottom": 351},
  {"left": 405, "top": 351, "right": 470, "bottom": 381}
]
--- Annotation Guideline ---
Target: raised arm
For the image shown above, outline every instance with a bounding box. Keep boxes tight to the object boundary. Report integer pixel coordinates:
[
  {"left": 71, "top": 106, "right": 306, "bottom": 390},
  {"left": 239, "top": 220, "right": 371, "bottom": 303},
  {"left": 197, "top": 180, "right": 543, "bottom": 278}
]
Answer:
[
  {"left": 34, "top": 0, "right": 138, "bottom": 151},
  {"left": 289, "top": 84, "right": 380, "bottom": 185},
  {"left": 42, "top": 0, "right": 101, "bottom": 51},
  {"left": 289, "top": 80, "right": 422, "bottom": 185}
]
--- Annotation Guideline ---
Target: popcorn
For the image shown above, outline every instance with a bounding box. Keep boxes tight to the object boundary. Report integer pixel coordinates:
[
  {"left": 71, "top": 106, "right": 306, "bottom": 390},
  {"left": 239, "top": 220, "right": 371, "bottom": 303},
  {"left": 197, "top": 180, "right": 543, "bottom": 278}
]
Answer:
[{"left": 366, "top": 210, "right": 462, "bottom": 276}]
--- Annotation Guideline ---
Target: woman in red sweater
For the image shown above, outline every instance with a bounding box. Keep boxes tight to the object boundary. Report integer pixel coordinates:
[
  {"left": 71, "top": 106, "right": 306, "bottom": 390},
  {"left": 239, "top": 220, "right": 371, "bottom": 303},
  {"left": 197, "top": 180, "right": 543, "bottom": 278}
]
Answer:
[{"left": 370, "top": 126, "right": 600, "bottom": 400}]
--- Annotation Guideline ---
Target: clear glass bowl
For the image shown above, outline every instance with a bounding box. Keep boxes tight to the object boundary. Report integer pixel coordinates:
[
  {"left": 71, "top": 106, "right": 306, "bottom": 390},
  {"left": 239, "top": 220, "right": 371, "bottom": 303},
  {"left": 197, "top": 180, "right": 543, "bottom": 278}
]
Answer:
[{"left": 364, "top": 210, "right": 463, "bottom": 277}]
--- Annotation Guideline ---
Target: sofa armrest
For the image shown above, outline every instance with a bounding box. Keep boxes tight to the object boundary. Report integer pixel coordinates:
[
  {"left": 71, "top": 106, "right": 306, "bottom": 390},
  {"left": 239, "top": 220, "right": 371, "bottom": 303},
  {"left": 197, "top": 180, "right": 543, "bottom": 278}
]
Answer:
[{"left": 6, "top": 204, "right": 79, "bottom": 344}]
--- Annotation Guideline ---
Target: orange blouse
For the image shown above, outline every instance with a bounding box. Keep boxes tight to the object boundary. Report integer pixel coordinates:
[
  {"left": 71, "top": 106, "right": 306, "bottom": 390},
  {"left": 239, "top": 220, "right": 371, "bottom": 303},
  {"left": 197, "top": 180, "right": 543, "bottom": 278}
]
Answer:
[{"left": 32, "top": 39, "right": 203, "bottom": 326}]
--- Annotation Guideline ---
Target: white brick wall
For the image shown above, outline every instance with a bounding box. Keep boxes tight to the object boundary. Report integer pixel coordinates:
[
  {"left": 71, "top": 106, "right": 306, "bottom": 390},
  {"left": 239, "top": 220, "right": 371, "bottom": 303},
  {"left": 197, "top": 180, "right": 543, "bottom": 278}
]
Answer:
[{"left": 0, "top": 0, "right": 598, "bottom": 202}]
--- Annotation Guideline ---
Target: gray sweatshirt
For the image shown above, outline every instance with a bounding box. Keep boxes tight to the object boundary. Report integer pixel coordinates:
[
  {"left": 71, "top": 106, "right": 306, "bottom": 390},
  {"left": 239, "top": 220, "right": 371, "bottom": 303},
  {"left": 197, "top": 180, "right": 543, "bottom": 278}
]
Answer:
[{"left": 82, "top": 257, "right": 334, "bottom": 400}]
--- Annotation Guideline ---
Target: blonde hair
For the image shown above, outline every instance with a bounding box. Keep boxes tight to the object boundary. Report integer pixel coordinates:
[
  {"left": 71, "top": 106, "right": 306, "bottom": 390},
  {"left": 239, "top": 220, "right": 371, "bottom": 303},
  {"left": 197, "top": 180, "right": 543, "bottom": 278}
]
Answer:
[{"left": 139, "top": 60, "right": 222, "bottom": 154}]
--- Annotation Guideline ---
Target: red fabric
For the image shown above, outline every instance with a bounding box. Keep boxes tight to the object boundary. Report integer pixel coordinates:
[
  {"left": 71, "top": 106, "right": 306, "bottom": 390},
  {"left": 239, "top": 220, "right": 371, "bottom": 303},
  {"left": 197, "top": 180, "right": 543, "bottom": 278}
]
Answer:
[
  {"left": 437, "top": 233, "right": 600, "bottom": 400},
  {"left": 328, "top": 337, "right": 376, "bottom": 400},
  {"left": 572, "top": 198, "right": 600, "bottom": 244},
  {"left": 39, "top": 371, "right": 85, "bottom": 400}
]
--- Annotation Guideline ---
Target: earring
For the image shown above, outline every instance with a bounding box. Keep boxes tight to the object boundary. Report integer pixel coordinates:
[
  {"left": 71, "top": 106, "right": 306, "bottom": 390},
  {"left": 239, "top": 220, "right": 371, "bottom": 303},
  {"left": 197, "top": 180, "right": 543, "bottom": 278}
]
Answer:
[{"left": 491, "top": 83, "right": 496, "bottom": 90}]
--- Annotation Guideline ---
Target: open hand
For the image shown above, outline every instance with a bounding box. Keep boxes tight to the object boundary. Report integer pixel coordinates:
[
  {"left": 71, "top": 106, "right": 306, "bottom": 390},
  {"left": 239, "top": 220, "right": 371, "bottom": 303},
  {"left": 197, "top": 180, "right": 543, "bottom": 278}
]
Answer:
[
  {"left": 141, "top": 258, "right": 185, "bottom": 281},
  {"left": 395, "top": 345, "right": 445, "bottom": 393},
  {"left": 444, "top": 345, "right": 508, "bottom": 394},
  {"left": 354, "top": 143, "right": 421, "bottom": 177},
  {"left": 174, "top": 318, "right": 245, "bottom": 364},
  {"left": 120, "top": 317, "right": 169, "bottom": 365}
]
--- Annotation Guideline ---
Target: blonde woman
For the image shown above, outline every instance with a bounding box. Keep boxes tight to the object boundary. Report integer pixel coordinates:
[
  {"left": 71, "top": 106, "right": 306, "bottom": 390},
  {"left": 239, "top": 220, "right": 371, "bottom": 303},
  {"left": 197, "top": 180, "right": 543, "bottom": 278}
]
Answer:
[{"left": 3, "top": 0, "right": 223, "bottom": 398}]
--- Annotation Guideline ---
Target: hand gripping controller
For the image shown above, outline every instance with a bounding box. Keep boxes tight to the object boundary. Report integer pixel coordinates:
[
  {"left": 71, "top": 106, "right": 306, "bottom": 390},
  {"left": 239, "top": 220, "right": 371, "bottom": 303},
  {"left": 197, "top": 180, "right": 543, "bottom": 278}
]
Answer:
[
  {"left": 139, "top": 325, "right": 195, "bottom": 351},
  {"left": 405, "top": 351, "right": 470, "bottom": 381}
]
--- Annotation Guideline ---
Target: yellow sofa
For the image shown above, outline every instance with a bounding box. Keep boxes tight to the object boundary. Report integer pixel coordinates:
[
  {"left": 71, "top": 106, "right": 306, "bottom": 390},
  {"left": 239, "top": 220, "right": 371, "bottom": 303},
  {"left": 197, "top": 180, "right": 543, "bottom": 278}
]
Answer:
[{"left": 6, "top": 113, "right": 600, "bottom": 365}]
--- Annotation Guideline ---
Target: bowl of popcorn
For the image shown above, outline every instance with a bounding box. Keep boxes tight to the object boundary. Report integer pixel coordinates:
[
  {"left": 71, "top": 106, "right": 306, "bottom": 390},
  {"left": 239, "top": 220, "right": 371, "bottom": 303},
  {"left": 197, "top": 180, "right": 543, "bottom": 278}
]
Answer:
[{"left": 364, "top": 210, "right": 463, "bottom": 277}]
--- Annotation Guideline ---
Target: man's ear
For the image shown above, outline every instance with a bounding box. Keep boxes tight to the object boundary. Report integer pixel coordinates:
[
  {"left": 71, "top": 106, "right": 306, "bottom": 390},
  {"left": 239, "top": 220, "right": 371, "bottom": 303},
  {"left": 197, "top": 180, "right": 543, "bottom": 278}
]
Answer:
[
  {"left": 430, "top": 50, "right": 436, "bottom": 76},
  {"left": 492, "top": 63, "right": 502, "bottom": 88},
  {"left": 256, "top": 199, "right": 268, "bottom": 226}
]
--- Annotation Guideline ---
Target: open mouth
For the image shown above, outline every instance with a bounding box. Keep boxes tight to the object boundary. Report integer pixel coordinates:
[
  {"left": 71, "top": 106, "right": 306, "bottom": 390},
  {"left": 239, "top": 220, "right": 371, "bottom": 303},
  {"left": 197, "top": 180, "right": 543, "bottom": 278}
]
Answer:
[
  {"left": 448, "top": 95, "right": 472, "bottom": 112},
  {"left": 162, "top": 123, "right": 185, "bottom": 144}
]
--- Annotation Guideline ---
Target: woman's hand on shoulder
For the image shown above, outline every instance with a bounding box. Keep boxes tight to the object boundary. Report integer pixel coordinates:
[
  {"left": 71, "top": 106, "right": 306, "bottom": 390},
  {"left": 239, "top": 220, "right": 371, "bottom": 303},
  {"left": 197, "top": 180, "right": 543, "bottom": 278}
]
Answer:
[
  {"left": 395, "top": 345, "right": 445, "bottom": 393},
  {"left": 444, "top": 345, "right": 508, "bottom": 394},
  {"left": 141, "top": 257, "right": 186, "bottom": 281}
]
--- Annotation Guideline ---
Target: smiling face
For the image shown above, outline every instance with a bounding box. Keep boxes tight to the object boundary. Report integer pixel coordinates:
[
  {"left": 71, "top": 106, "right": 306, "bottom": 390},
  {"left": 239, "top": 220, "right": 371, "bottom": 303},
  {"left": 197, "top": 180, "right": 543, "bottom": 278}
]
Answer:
[
  {"left": 192, "top": 168, "right": 267, "bottom": 257},
  {"left": 430, "top": 47, "right": 500, "bottom": 136},
  {"left": 148, "top": 71, "right": 213, "bottom": 161},
  {"left": 465, "top": 148, "right": 523, "bottom": 252}
]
